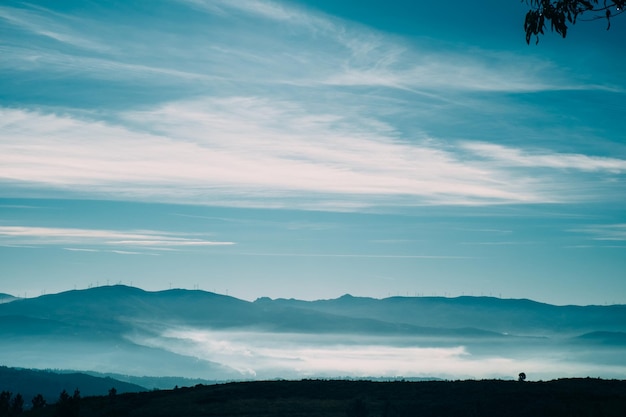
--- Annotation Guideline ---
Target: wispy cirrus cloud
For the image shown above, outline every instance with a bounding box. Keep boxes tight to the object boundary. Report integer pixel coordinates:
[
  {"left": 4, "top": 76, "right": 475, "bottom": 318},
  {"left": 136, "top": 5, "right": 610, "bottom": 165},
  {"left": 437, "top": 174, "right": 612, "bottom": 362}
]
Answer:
[
  {"left": 0, "top": 45, "right": 220, "bottom": 84},
  {"left": 0, "top": 226, "right": 234, "bottom": 248},
  {"left": 0, "top": 105, "right": 543, "bottom": 208},
  {"left": 231, "top": 252, "right": 472, "bottom": 259},
  {"left": 3, "top": 95, "right": 625, "bottom": 209},
  {"left": 1, "top": 0, "right": 623, "bottom": 212},
  {"left": 180, "top": 0, "right": 582, "bottom": 93},
  {"left": 574, "top": 224, "right": 626, "bottom": 242},
  {"left": 0, "top": 5, "right": 110, "bottom": 52},
  {"left": 463, "top": 142, "right": 626, "bottom": 173},
  {"left": 1, "top": 0, "right": 588, "bottom": 95}
]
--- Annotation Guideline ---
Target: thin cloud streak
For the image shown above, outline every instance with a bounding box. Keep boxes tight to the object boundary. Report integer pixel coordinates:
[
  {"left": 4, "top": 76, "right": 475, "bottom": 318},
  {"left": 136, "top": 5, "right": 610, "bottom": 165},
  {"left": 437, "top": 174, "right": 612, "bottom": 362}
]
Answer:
[
  {"left": 0, "top": 45, "right": 220, "bottom": 84},
  {"left": 463, "top": 142, "right": 626, "bottom": 173},
  {"left": 0, "top": 5, "right": 110, "bottom": 52},
  {"left": 233, "top": 252, "right": 473, "bottom": 259},
  {"left": 0, "top": 226, "right": 234, "bottom": 248},
  {"left": 574, "top": 224, "right": 626, "bottom": 241}
]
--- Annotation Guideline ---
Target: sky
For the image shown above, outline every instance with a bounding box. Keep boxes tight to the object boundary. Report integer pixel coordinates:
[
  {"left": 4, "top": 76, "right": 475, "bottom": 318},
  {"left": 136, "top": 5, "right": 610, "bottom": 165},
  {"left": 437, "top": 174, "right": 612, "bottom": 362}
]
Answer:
[{"left": 1, "top": 0, "right": 625, "bottom": 306}]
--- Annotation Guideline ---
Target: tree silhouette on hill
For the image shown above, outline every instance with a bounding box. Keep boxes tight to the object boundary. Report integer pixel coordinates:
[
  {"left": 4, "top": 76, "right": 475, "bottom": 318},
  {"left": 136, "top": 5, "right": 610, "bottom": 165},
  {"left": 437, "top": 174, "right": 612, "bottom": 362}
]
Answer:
[
  {"left": 0, "top": 391, "right": 24, "bottom": 416},
  {"left": 54, "top": 389, "right": 80, "bottom": 417},
  {"left": 31, "top": 394, "right": 46, "bottom": 410}
]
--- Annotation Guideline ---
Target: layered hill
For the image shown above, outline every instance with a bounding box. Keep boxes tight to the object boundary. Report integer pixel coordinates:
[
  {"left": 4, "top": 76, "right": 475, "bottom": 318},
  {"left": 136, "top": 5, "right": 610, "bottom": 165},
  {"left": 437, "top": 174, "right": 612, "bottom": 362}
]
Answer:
[
  {"left": 0, "top": 366, "right": 145, "bottom": 405},
  {"left": 256, "top": 294, "right": 626, "bottom": 336},
  {"left": 1, "top": 286, "right": 625, "bottom": 380},
  {"left": 3, "top": 286, "right": 624, "bottom": 336},
  {"left": 0, "top": 293, "right": 17, "bottom": 304}
]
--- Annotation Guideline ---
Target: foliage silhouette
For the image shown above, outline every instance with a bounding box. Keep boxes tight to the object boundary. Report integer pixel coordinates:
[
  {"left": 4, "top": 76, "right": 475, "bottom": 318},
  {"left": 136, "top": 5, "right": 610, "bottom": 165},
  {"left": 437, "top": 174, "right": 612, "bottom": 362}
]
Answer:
[
  {"left": 0, "top": 391, "right": 10, "bottom": 416},
  {"left": 523, "top": 0, "right": 625, "bottom": 43},
  {"left": 10, "top": 395, "right": 23, "bottom": 415},
  {"left": 0, "top": 391, "right": 24, "bottom": 416},
  {"left": 30, "top": 395, "right": 46, "bottom": 410},
  {"left": 54, "top": 389, "right": 80, "bottom": 417}
]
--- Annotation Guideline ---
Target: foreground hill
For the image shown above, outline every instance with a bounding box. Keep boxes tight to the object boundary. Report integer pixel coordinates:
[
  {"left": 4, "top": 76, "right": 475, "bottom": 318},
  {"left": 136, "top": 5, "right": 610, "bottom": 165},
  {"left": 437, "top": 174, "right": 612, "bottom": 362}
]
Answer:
[{"left": 22, "top": 378, "right": 626, "bottom": 417}]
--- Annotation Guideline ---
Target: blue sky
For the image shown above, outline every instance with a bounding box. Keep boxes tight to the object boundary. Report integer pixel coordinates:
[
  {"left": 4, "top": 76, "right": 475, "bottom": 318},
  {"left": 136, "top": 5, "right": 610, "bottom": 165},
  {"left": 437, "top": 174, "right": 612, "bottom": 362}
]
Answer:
[{"left": 1, "top": 0, "right": 625, "bottom": 305}]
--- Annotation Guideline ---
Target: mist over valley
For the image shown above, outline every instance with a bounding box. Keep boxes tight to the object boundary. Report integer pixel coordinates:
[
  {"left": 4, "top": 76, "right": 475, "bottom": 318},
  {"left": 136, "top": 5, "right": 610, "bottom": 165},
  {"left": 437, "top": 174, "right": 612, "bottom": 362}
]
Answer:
[{"left": 2, "top": 286, "right": 625, "bottom": 383}]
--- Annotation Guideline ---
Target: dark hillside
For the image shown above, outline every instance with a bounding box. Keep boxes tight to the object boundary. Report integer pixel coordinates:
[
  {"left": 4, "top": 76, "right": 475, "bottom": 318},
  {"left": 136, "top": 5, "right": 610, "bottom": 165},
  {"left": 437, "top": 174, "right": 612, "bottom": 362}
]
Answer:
[
  {"left": 20, "top": 378, "right": 626, "bottom": 417},
  {"left": 0, "top": 366, "right": 145, "bottom": 405}
]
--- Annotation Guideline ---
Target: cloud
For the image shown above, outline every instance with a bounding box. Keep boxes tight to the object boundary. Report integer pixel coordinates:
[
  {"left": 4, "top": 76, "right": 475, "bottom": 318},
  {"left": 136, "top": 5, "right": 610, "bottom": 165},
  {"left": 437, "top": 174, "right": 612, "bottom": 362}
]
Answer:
[
  {"left": 574, "top": 224, "right": 626, "bottom": 241},
  {"left": 462, "top": 142, "right": 626, "bottom": 173},
  {"left": 185, "top": 0, "right": 594, "bottom": 94},
  {"left": 191, "top": 0, "right": 309, "bottom": 22},
  {"left": 1, "top": 0, "right": 623, "bottom": 211},
  {"left": 0, "top": 45, "right": 219, "bottom": 84},
  {"left": 0, "top": 5, "right": 110, "bottom": 52},
  {"left": 179, "top": 0, "right": 582, "bottom": 94},
  {"left": 1, "top": 0, "right": 586, "bottom": 95},
  {"left": 231, "top": 252, "right": 472, "bottom": 259},
  {"left": 3, "top": 99, "right": 623, "bottom": 209},
  {"left": 0, "top": 105, "right": 545, "bottom": 208},
  {"left": 63, "top": 247, "right": 160, "bottom": 256},
  {"left": 0, "top": 226, "right": 234, "bottom": 249}
]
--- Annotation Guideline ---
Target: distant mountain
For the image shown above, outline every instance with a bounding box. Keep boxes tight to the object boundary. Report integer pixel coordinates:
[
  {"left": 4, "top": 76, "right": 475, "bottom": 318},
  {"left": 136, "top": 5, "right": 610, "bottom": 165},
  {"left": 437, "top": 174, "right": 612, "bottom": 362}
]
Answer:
[
  {"left": 81, "top": 371, "right": 222, "bottom": 391},
  {"left": 0, "top": 286, "right": 502, "bottom": 336},
  {"left": 0, "top": 366, "right": 145, "bottom": 405},
  {"left": 0, "top": 293, "right": 17, "bottom": 304},
  {"left": 256, "top": 294, "right": 626, "bottom": 335},
  {"left": 2, "top": 286, "right": 625, "bottom": 380}
]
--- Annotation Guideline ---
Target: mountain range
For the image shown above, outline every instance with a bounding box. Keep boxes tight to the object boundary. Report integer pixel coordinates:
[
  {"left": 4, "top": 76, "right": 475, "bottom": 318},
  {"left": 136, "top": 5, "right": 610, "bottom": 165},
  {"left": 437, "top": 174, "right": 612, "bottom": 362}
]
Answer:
[{"left": 1, "top": 286, "right": 625, "bottom": 381}]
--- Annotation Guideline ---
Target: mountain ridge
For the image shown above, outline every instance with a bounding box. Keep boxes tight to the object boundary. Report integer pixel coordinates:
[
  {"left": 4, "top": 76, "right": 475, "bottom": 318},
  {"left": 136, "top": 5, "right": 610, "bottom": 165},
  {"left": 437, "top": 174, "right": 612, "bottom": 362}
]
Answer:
[
  {"left": 2, "top": 286, "right": 626, "bottom": 380},
  {"left": 4, "top": 285, "right": 626, "bottom": 336}
]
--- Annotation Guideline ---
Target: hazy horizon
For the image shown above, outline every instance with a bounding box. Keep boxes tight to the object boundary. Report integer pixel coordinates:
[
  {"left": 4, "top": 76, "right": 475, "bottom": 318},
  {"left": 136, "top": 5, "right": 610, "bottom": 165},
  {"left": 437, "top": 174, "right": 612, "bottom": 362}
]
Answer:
[{"left": 3, "top": 284, "right": 626, "bottom": 308}]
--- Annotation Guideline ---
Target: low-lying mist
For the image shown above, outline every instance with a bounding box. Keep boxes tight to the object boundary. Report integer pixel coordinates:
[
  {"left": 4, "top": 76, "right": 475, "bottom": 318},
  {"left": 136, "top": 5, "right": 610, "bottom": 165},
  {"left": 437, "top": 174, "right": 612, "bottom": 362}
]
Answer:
[{"left": 126, "top": 324, "right": 626, "bottom": 381}]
